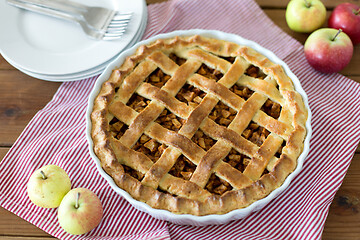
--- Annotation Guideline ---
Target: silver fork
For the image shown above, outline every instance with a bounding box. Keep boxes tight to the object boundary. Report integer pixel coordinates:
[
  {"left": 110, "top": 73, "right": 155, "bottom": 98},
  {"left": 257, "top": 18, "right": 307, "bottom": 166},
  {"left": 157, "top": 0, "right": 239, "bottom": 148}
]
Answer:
[{"left": 7, "top": 0, "right": 132, "bottom": 40}]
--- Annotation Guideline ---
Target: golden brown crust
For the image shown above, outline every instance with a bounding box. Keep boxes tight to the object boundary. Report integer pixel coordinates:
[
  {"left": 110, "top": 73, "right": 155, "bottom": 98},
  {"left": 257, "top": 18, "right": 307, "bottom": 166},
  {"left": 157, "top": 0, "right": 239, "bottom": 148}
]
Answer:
[{"left": 91, "top": 35, "right": 308, "bottom": 215}]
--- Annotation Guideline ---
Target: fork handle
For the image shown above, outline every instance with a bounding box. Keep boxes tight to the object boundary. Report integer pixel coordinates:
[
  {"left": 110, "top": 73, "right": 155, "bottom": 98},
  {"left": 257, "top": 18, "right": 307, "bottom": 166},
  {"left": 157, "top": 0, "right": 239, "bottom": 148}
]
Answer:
[
  {"left": 8, "top": 0, "right": 85, "bottom": 17},
  {"left": 7, "top": 0, "right": 81, "bottom": 24}
]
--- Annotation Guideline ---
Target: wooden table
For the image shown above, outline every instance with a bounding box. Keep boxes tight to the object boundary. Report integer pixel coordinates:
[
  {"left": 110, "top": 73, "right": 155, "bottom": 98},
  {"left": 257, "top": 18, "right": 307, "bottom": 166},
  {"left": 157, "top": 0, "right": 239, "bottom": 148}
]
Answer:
[{"left": 1, "top": 0, "right": 359, "bottom": 239}]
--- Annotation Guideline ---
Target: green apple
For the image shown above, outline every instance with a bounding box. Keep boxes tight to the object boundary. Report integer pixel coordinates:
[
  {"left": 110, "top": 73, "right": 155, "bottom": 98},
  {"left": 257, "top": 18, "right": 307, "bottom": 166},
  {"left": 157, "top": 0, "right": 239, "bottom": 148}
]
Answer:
[
  {"left": 27, "top": 165, "right": 71, "bottom": 208},
  {"left": 286, "top": 0, "right": 327, "bottom": 33},
  {"left": 58, "top": 188, "right": 103, "bottom": 235}
]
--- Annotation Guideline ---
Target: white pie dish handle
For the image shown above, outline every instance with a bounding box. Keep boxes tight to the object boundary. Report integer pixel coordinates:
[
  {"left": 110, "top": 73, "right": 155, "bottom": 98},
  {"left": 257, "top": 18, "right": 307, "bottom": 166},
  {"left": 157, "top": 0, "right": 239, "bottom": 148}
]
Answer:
[{"left": 86, "top": 29, "right": 312, "bottom": 226}]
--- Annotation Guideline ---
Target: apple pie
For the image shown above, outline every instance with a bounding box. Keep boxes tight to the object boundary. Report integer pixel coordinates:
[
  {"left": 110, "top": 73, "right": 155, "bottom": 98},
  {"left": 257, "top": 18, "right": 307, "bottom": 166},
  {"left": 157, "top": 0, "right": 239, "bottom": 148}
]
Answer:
[{"left": 90, "top": 35, "right": 308, "bottom": 215}]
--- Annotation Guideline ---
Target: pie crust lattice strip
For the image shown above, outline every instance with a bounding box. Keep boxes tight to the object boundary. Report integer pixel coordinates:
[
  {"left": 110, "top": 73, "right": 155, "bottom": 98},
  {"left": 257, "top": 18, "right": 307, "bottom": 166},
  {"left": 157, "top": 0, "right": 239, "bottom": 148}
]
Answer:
[{"left": 91, "top": 35, "right": 308, "bottom": 216}]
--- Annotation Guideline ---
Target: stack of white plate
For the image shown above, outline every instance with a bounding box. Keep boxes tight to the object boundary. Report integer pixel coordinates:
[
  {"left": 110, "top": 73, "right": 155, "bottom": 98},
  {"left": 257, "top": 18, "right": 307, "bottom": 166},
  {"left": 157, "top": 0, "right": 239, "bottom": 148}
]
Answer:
[{"left": 0, "top": 0, "right": 147, "bottom": 82}]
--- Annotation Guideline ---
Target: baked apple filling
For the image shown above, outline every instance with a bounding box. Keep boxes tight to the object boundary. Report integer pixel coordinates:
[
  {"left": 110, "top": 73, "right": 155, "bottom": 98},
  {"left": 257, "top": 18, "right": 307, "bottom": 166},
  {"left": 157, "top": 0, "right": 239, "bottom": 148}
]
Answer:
[
  {"left": 223, "top": 148, "right": 250, "bottom": 172},
  {"left": 223, "top": 148, "right": 269, "bottom": 178},
  {"left": 209, "top": 101, "right": 237, "bottom": 127},
  {"left": 127, "top": 94, "right": 150, "bottom": 113},
  {"left": 275, "top": 140, "right": 285, "bottom": 158},
  {"left": 245, "top": 65, "right": 267, "bottom": 79},
  {"left": 169, "top": 53, "right": 186, "bottom": 66},
  {"left": 109, "top": 117, "right": 128, "bottom": 140},
  {"left": 124, "top": 135, "right": 167, "bottom": 181},
  {"left": 132, "top": 134, "right": 167, "bottom": 163},
  {"left": 145, "top": 68, "right": 171, "bottom": 88},
  {"left": 242, "top": 121, "right": 270, "bottom": 147},
  {"left": 206, "top": 173, "right": 233, "bottom": 195},
  {"left": 169, "top": 155, "right": 196, "bottom": 181},
  {"left": 261, "top": 99, "right": 282, "bottom": 119},
  {"left": 155, "top": 109, "right": 186, "bottom": 132},
  {"left": 197, "top": 64, "right": 223, "bottom": 81},
  {"left": 231, "top": 84, "right": 254, "bottom": 100},
  {"left": 192, "top": 129, "right": 216, "bottom": 151},
  {"left": 175, "top": 84, "right": 206, "bottom": 108},
  {"left": 123, "top": 165, "right": 144, "bottom": 181},
  {"left": 220, "top": 56, "right": 236, "bottom": 63}
]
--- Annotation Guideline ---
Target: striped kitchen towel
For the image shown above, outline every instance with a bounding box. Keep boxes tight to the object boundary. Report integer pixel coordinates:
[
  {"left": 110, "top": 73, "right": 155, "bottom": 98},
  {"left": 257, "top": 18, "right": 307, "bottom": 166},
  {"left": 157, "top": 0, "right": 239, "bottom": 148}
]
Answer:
[{"left": 1, "top": 0, "right": 360, "bottom": 239}]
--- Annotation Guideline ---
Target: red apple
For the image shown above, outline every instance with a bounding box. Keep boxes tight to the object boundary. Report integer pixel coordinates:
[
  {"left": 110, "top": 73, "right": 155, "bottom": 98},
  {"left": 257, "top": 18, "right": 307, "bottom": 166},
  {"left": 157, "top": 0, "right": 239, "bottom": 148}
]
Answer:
[
  {"left": 328, "top": 3, "right": 360, "bottom": 45},
  {"left": 304, "top": 28, "right": 353, "bottom": 73},
  {"left": 58, "top": 188, "right": 103, "bottom": 235}
]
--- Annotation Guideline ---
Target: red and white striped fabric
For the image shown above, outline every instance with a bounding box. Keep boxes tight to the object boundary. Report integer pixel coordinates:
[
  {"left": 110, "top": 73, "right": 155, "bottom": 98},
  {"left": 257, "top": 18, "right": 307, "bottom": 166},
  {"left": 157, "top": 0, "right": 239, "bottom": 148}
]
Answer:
[{"left": 1, "top": 0, "right": 359, "bottom": 239}]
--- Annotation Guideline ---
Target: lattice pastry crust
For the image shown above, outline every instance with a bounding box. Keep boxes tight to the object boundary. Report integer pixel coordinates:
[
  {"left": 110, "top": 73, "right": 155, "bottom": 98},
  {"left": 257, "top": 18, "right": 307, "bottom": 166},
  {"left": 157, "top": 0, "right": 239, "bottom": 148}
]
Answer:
[{"left": 91, "top": 35, "right": 308, "bottom": 215}]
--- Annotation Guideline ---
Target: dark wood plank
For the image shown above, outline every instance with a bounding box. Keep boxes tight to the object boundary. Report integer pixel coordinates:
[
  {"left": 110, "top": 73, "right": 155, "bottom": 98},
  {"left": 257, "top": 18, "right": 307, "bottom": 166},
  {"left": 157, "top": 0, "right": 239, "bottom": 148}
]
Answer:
[
  {"left": 340, "top": 46, "right": 360, "bottom": 76},
  {"left": 0, "top": 148, "right": 53, "bottom": 238},
  {"left": 0, "top": 148, "right": 9, "bottom": 160},
  {"left": 323, "top": 153, "right": 360, "bottom": 240},
  {"left": 0, "top": 55, "right": 16, "bottom": 70},
  {"left": 0, "top": 237, "right": 55, "bottom": 240},
  {"left": 256, "top": 0, "right": 359, "bottom": 9},
  {"left": 1, "top": 150, "right": 359, "bottom": 238},
  {"left": 346, "top": 76, "right": 360, "bottom": 83},
  {"left": 0, "top": 11, "right": 358, "bottom": 148},
  {"left": 263, "top": 10, "right": 360, "bottom": 76},
  {"left": 146, "top": 0, "right": 360, "bottom": 9},
  {"left": 0, "top": 71, "right": 61, "bottom": 146},
  {"left": 0, "top": 0, "right": 359, "bottom": 238},
  {"left": 0, "top": 208, "right": 52, "bottom": 238},
  {"left": 146, "top": 0, "right": 169, "bottom": 4}
]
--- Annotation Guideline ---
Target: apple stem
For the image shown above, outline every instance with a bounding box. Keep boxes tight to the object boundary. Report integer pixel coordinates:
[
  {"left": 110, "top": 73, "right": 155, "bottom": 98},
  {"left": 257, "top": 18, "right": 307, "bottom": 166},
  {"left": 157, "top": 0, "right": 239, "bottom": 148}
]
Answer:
[
  {"left": 75, "top": 192, "right": 80, "bottom": 209},
  {"left": 355, "top": 9, "right": 360, "bottom": 15},
  {"left": 40, "top": 170, "right": 47, "bottom": 180},
  {"left": 332, "top": 29, "right": 342, "bottom": 41},
  {"left": 304, "top": 0, "right": 310, "bottom": 8}
]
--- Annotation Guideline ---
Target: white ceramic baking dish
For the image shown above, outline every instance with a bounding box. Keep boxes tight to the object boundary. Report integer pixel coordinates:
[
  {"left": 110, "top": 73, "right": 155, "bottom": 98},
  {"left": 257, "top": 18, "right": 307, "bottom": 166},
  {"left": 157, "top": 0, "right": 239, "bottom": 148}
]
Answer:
[{"left": 86, "top": 29, "right": 312, "bottom": 226}]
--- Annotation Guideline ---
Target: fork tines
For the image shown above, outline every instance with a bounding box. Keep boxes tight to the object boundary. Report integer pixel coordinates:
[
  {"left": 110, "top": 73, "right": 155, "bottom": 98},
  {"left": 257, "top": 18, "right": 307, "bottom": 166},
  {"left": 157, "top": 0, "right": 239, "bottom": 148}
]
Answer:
[{"left": 104, "top": 12, "right": 132, "bottom": 40}]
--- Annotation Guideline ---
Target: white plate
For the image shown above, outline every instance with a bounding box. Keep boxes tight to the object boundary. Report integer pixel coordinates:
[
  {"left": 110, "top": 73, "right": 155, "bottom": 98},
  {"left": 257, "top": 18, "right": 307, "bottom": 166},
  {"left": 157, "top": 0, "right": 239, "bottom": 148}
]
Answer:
[
  {"left": 86, "top": 30, "right": 313, "bottom": 226},
  {"left": 5, "top": 55, "right": 106, "bottom": 81},
  {"left": 0, "top": 0, "right": 146, "bottom": 75},
  {"left": 3, "top": 4, "right": 148, "bottom": 82}
]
